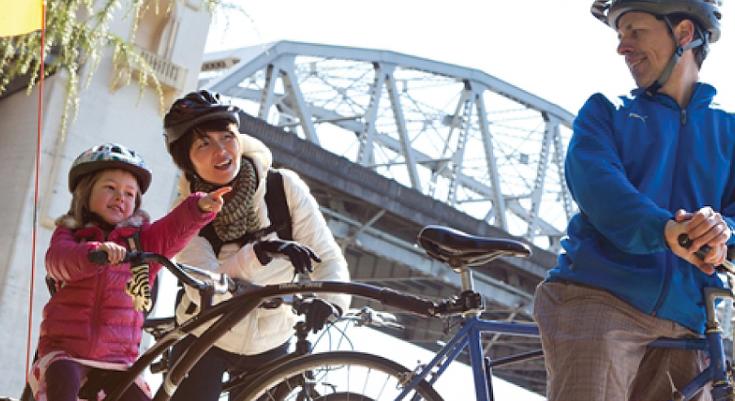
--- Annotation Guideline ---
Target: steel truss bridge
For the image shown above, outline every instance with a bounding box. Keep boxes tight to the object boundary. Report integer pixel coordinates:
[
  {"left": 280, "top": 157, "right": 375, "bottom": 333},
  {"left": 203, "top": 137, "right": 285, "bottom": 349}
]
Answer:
[{"left": 200, "top": 41, "right": 577, "bottom": 394}]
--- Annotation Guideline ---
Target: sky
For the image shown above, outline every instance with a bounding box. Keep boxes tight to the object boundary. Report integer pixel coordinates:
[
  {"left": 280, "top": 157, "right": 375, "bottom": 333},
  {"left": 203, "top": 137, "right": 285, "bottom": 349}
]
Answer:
[
  {"left": 196, "top": 2, "right": 735, "bottom": 399},
  {"left": 205, "top": 0, "right": 735, "bottom": 116}
]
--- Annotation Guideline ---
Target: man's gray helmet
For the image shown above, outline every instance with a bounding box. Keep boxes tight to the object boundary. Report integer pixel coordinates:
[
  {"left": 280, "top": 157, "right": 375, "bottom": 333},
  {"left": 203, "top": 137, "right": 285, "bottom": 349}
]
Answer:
[
  {"left": 591, "top": 0, "right": 722, "bottom": 42},
  {"left": 69, "top": 143, "right": 152, "bottom": 193},
  {"left": 590, "top": 0, "right": 723, "bottom": 93},
  {"left": 163, "top": 90, "right": 241, "bottom": 152}
]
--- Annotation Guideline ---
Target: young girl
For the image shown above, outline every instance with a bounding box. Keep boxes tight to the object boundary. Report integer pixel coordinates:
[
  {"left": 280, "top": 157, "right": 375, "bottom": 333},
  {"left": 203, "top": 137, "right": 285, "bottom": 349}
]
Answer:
[{"left": 29, "top": 143, "right": 229, "bottom": 401}]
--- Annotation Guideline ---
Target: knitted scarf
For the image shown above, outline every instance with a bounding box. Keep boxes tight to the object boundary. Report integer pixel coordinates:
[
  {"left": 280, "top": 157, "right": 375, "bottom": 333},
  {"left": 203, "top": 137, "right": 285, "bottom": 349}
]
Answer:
[{"left": 190, "top": 157, "right": 261, "bottom": 242}]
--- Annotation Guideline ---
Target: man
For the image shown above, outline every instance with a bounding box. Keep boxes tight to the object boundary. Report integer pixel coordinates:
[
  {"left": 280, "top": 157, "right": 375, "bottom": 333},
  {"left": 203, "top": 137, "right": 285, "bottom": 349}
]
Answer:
[{"left": 533, "top": 1, "right": 734, "bottom": 400}]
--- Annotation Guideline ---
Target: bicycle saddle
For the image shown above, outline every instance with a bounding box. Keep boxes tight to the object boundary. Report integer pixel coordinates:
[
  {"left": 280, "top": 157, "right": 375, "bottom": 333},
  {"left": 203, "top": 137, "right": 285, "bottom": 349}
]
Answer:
[{"left": 417, "top": 225, "right": 531, "bottom": 270}]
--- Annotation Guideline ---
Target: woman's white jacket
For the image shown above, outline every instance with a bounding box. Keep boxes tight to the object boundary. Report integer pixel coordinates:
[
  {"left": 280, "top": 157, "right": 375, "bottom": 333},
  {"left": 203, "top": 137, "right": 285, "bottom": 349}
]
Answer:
[{"left": 173, "top": 133, "right": 351, "bottom": 355}]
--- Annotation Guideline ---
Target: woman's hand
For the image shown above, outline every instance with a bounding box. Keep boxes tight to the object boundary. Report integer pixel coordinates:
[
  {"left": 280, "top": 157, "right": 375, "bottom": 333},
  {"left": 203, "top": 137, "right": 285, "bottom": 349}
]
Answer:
[
  {"left": 96, "top": 242, "right": 127, "bottom": 264},
  {"left": 295, "top": 298, "right": 341, "bottom": 333},
  {"left": 198, "top": 186, "right": 232, "bottom": 213},
  {"left": 253, "top": 239, "right": 321, "bottom": 274}
]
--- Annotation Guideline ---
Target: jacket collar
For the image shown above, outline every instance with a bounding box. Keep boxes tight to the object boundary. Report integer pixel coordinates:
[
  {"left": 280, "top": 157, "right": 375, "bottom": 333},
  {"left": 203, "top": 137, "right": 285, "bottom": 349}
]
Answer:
[
  {"left": 58, "top": 209, "right": 150, "bottom": 241},
  {"left": 632, "top": 82, "right": 716, "bottom": 110}
]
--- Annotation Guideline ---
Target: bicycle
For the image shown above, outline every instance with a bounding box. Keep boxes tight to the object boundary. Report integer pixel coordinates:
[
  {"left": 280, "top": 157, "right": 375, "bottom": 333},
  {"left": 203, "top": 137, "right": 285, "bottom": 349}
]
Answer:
[
  {"left": 65, "top": 250, "right": 451, "bottom": 401},
  {"left": 20, "top": 225, "right": 735, "bottom": 401},
  {"left": 230, "top": 225, "right": 735, "bottom": 401},
  {"left": 15, "top": 251, "right": 406, "bottom": 401}
]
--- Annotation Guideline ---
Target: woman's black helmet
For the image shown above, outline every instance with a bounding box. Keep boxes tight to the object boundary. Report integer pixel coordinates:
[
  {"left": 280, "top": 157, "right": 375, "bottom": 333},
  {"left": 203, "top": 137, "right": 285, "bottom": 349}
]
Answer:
[{"left": 163, "top": 90, "right": 241, "bottom": 152}]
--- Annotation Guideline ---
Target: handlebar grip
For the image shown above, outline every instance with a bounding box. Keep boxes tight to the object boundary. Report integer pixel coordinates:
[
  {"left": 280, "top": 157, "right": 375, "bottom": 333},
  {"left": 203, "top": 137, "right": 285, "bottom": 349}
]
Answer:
[
  {"left": 88, "top": 250, "right": 141, "bottom": 265},
  {"left": 379, "top": 287, "right": 436, "bottom": 316},
  {"left": 88, "top": 250, "right": 110, "bottom": 265},
  {"left": 677, "top": 234, "right": 711, "bottom": 260}
]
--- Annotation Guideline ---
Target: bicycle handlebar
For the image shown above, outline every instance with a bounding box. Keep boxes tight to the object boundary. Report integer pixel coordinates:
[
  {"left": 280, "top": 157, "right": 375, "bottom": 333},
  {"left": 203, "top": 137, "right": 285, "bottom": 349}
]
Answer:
[
  {"left": 88, "top": 250, "right": 238, "bottom": 295},
  {"left": 88, "top": 249, "right": 115, "bottom": 265},
  {"left": 677, "top": 234, "right": 735, "bottom": 274},
  {"left": 88, "top": 250, "right": 452, "bottom": 318}
]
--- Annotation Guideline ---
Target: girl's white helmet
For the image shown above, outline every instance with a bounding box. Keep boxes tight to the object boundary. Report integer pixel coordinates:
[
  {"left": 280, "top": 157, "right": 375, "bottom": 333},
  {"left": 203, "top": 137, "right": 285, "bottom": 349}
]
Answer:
[{"left": 68, "top": 143, "right": 152, "bottom": 193}]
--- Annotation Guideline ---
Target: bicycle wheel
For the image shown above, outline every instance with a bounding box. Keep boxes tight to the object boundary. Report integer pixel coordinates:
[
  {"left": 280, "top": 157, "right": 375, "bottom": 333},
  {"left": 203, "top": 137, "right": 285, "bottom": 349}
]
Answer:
[
  {"left": 315, "top": 393, "right": 373, "bottom": 400},
  {"left": 233, "top": 351, "right": 444, "bottom": 401}
]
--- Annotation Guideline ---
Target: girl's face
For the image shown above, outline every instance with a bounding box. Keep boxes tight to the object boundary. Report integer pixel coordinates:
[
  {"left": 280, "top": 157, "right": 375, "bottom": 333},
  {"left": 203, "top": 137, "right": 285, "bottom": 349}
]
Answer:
[
  {"left": 189, "top": 130, "right": 241, "bottom": 185},
  {"left": 89, "top": 169, "right": 139, "bottom": 225}
]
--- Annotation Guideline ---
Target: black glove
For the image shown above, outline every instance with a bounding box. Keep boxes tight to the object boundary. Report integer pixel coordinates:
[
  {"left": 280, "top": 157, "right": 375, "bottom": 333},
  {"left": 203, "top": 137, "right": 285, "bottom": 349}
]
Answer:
[
  {"left": 296, "top": 298, "right": 342, "bottom": 333},
  {"left": 253, "top": 239, "right": 321, "bottom": 274}
]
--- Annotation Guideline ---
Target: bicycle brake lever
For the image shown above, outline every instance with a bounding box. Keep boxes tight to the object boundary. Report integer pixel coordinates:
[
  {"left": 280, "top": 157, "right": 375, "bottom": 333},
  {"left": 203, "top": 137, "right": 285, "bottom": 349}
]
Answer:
[{"left": 353, "top": 307, "right": 402, "bottom": 329}]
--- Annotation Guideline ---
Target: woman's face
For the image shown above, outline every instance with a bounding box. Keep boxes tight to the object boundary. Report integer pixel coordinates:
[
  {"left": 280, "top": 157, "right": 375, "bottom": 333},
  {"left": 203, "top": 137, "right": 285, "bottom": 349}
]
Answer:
[
  {"left": 89, "top": 169, "right": 139, "bottom": 225},
  {"left": 189, "top": 130, "right": 241, "bottom": 185}
]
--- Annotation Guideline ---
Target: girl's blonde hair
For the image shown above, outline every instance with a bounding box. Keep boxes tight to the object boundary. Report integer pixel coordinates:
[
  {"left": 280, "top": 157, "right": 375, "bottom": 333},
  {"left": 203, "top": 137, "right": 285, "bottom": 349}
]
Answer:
[{"left": 59, "top": 168, "right": 142, "bottom": 228}]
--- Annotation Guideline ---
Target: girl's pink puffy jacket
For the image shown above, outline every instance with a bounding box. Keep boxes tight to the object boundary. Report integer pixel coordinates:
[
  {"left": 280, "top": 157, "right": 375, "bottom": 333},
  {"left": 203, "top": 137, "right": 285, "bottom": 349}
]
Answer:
[{"left": 39, "top": 193, "right": 215, "bottom": 364}]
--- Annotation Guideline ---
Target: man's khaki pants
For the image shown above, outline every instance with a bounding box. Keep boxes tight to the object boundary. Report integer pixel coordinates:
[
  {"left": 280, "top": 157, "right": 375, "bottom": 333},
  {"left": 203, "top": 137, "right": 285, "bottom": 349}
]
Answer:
[{"left": 533, "top": 281, "right": 711, "bottom": 401}]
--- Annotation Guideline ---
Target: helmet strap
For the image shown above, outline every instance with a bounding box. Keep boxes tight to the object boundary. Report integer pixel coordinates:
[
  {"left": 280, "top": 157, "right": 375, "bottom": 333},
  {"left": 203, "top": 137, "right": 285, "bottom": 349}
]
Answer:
[{"left": 647, "top": 16, "right": 706, "bottom": 95}]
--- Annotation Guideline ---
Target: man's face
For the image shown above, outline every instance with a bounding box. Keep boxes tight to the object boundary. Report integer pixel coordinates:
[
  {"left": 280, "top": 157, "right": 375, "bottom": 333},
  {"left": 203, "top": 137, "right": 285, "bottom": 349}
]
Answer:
[{"left": 616, "top": 11, "right": 675, "bottom": 88}]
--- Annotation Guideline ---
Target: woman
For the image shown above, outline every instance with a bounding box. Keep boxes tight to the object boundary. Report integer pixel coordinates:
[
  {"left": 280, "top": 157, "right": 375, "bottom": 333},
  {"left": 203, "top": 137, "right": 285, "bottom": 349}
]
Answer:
[{"left": 162, "top": 90, "right": 351, "bottom": 401}]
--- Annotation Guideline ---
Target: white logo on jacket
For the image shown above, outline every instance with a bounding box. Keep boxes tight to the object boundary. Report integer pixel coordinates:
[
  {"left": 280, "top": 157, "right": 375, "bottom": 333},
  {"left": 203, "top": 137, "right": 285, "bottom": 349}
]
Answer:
[{"left": 628, "top": 112, "right": 648, "bottom": 123}]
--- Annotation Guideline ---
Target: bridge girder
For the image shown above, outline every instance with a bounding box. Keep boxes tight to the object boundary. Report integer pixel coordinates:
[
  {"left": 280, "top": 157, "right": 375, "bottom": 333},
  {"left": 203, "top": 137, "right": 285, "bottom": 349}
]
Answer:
[
  {"left": 202, "top": 41, "right": 576, "bottom": 251},
  {"left": 198, "top": 41, "right": 579, "bottom": 394}
]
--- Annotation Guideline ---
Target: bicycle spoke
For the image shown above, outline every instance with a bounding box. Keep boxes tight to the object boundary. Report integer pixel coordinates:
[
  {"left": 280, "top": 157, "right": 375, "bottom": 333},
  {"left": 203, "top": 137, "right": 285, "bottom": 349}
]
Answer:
[{"left": 361, "top": 367, "right": 370, "bottom": 397}]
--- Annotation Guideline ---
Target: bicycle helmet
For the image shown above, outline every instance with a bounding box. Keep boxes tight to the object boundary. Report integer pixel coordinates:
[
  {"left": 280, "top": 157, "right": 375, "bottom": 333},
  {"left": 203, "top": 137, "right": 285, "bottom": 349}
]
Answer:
[
  {"left": 68, "top": 143, "right": 152, "bottom": 193},
  {"left": 591, "top": 0, "right": 722, "bottom": 42},
  {"left": 590, "top": 0, "right": 722, "bottom": 93},
  {"left": 163, "top": 90, "right": 241, "bottom": 152}
]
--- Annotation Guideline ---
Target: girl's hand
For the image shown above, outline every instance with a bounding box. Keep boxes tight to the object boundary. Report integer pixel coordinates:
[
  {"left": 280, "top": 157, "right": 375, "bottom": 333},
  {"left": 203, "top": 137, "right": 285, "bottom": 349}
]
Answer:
[
  {"left": 96, "top": 242, "right": 127, "bottom": 264},
  {"left": 198, "top": 186, "right": 232, "bottom": 213}
]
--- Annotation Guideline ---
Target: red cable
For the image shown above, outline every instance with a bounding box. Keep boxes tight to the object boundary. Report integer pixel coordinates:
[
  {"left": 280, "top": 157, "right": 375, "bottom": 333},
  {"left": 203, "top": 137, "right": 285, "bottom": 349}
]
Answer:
[{"left": 26, "top": 0, "right": 46, "bottom": 385}]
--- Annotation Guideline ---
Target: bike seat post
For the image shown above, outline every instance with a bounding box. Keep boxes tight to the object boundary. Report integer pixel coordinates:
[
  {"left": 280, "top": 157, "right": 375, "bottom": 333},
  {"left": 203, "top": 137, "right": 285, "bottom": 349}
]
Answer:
[
  {"left": 460, "top": 268, "right": 475, "bottom": 292},
  {"left": 704, "top": 287, "right": 734, "bottom": 329}
]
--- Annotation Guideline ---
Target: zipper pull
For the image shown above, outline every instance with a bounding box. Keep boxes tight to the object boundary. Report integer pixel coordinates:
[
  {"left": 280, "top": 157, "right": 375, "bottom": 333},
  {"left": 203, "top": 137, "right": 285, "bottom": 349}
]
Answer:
[{"left": 680, "top": 109, "right": 687, "bottom": 125}]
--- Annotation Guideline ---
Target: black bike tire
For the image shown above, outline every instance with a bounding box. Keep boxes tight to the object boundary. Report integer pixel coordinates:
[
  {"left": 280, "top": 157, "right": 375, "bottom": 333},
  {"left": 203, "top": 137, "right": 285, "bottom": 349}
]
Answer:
[{"left": 233, "top": 351, "right": 444, "bottom": 401}]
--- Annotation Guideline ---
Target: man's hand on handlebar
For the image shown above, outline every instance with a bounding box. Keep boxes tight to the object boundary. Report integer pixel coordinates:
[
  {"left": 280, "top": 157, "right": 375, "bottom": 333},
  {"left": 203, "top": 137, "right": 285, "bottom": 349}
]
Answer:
[
  {"left": 253, "top": 239, "right": 321, "bottom": 274},
  {"left": 295, "top": 298, "right": 341, "bottom": 334},
  {"left": 665, "top": 207, "right": 731, "bottom": 275}
]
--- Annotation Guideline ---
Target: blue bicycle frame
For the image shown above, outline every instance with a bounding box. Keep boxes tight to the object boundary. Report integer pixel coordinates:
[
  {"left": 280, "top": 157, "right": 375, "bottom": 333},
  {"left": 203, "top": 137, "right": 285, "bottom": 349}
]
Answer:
[
  {"left": 397, "top": 286, "right": 734, "bottom": 401},
  {"left": 397, "top": 316, "right": 538, "bottom": 401}
]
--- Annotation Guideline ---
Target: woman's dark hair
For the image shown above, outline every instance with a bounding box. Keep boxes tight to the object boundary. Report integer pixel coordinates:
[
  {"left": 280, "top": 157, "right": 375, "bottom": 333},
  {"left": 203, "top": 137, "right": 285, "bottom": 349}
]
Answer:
[{"left": 169, "top": 120, "right": 239, "bottom": 175}]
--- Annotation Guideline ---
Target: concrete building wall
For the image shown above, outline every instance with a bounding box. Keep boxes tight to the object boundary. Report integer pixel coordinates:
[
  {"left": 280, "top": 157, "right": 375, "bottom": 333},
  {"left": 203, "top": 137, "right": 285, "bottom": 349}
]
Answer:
[{"left": 0, "top": 0, "right": 211, "bottom": 395}]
